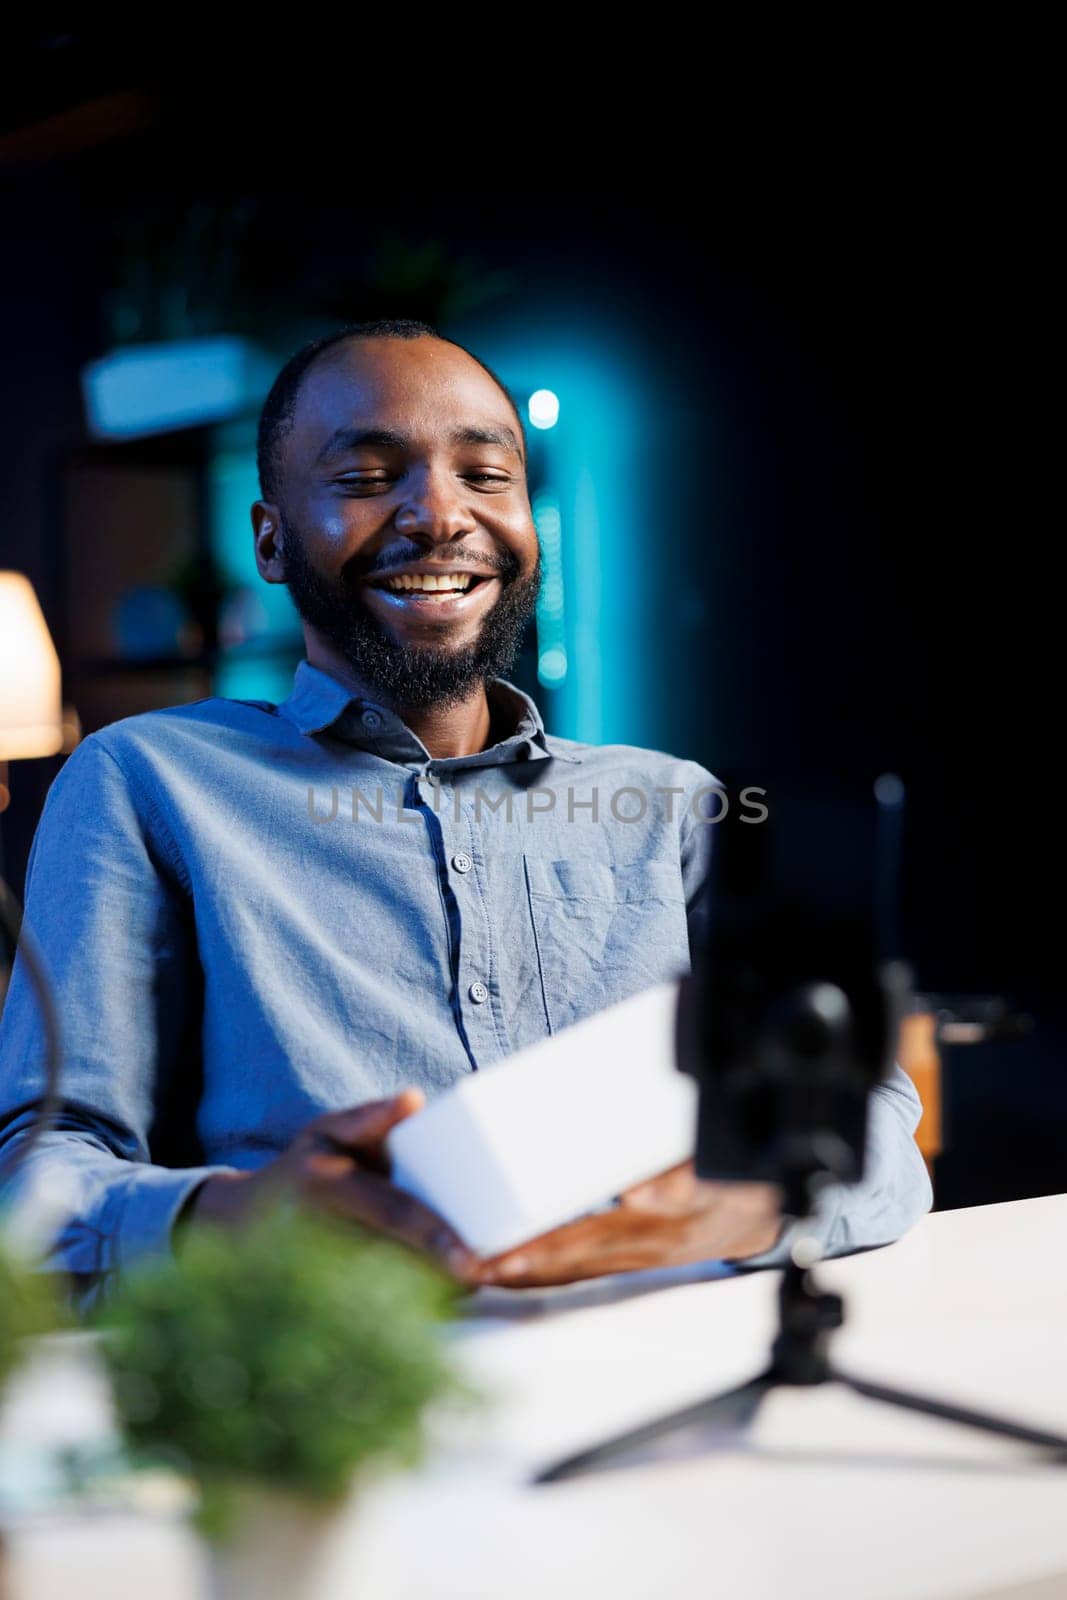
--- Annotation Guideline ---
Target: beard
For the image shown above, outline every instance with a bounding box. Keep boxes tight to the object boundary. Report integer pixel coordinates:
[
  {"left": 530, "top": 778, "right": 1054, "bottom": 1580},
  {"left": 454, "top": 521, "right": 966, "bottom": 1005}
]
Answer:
[{"left": 280, "top": 513, "right": 542, "bottom": 712}]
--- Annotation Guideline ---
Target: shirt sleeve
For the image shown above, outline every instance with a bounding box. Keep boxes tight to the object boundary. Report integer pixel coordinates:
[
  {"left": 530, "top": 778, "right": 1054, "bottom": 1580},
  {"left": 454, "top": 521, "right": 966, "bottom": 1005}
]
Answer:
[
  {"left": 676, "top": 761, "right": 933, "bottom": 1263},
  {"left": 0, "top": 735, "right": 238, "bottom": 1297},
  {"left": 679, "top": 760, "right": 719, "bottom": 957},
  {"left": 733, "top": 1061, "right": 934, "bottom": 1267}
]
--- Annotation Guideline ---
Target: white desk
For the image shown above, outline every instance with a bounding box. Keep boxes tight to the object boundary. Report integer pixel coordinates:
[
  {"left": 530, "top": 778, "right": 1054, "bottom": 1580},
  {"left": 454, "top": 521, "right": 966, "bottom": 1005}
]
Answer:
[{"left": 5, "top": 1195, "right": 1067, "bottom": 1600}]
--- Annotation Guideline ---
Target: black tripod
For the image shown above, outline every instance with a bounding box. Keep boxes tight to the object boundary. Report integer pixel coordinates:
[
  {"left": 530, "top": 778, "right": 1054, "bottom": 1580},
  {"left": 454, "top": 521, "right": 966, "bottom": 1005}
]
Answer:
[
  {"left": 535, "top": 1166, "right": 1067, "bottom": 1483},
  {"left": 536, "top": 779, "right": 1067, "bottom": 1484}
]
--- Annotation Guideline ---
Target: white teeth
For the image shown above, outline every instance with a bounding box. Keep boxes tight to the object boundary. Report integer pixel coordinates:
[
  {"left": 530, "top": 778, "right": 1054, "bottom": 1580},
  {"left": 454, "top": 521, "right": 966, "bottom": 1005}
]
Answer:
[{"left": 380, "top": 572, "right": 474, "bottom": 593}]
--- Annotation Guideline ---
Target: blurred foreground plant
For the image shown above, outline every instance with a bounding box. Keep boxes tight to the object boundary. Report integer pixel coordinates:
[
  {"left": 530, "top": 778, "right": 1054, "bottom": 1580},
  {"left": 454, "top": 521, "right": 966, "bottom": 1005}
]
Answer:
[
  {"left": 92, "top": 1205, "right": 471, "bottom": 1538},
  {"left": 0, "top": 1240, "right": 63, "bottom": 1391}
]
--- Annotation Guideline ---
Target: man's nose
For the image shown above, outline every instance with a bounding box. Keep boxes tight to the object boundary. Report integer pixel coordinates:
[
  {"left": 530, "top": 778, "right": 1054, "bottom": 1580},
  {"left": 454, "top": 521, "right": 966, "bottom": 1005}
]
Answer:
[{"left": 393, "top": 470, "right": 476, "bottom": 543}]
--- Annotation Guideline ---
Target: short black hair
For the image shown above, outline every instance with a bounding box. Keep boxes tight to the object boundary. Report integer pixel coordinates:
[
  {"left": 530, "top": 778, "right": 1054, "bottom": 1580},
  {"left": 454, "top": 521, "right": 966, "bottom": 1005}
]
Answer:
[{"left": 256, "top": 318, "right": 527, "bottom": 504}]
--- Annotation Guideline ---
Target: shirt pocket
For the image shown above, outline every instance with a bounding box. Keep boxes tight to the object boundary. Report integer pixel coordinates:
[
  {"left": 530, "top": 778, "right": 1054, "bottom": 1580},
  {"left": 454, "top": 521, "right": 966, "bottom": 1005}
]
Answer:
[{"left": 522, "top": 855, "right": 691, "bottom": 1035}]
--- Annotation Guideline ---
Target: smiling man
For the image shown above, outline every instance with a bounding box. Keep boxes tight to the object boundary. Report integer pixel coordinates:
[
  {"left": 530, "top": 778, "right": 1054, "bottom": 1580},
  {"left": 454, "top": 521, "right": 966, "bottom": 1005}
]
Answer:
[
  {"left": 258, "top": 328, "right": 544, "bottom": 761},
  {"left": 0, "top": 320, "right": 932, "bottom": 1298}
]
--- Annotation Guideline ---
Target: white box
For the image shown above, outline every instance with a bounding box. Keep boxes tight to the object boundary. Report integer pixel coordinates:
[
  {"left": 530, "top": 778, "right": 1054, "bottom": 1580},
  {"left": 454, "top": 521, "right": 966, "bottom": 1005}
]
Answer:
[{"left": 386, "top": 979, "right": 697, "bottom": 1258}]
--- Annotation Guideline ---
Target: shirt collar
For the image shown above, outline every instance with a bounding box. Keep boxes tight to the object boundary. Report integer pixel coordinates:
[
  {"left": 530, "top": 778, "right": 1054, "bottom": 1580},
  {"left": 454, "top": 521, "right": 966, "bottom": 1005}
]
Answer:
[{"left": 277, "top": 658, "right": 581, "bottom": 769}]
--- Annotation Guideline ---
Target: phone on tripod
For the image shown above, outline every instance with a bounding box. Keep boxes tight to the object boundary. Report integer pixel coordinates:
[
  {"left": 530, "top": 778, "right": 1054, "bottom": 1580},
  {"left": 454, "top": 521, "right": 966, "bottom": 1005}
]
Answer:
[{"left": 677, "top": 772, "right": 911, "bottom": 1206}]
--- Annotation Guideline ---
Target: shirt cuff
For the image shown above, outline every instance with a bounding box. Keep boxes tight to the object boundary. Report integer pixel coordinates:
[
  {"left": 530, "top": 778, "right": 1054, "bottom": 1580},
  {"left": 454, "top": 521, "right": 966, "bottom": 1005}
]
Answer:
[
  {"left": 112, "top": 1162, "right": 242, "bottom": 1273},
  {"left": 728, "top": 1185, "right": 845, "bottom": 1272}
]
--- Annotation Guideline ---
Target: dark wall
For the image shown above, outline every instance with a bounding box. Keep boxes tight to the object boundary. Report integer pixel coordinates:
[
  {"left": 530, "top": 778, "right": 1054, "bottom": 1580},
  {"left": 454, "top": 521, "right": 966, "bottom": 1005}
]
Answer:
[{"left": 0, "top": 165, "right": 101, "bottom": 895}]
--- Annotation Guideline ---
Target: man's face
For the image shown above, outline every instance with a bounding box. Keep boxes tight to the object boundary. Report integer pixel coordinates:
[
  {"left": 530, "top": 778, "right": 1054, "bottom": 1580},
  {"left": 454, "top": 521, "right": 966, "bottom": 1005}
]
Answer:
[{"left": 255, "top": 336, "right": 542, "bottom": 710}]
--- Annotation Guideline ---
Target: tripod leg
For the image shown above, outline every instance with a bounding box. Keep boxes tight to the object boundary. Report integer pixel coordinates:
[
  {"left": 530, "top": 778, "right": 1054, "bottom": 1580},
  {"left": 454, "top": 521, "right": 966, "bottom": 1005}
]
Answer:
[
  {"left": 534, "top": 1369, "right": 775, "bottom": 1484},
  {"left": 834, "top": 1366, "right": 1067, "bottom": 1455}
]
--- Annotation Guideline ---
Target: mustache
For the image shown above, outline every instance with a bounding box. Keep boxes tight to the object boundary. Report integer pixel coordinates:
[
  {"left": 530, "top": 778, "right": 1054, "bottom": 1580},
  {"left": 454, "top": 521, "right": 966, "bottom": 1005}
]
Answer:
[{"left": 343, "top": 548, "right": 522, "bottom": 588}]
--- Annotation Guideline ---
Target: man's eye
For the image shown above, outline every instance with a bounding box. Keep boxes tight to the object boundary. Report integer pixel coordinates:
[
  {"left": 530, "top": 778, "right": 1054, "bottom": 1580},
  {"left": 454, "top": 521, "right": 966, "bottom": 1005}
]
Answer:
[
  {"left": 334, "top": 473, "right": 509, "bottom": 487},
  {"left": 335, "top": 467, "right": 515, "bottom": 492}
]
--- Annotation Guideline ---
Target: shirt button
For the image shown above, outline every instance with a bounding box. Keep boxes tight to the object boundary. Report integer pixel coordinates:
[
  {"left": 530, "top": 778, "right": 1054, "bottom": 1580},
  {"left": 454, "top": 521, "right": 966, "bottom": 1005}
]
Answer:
[
  {"left": 361, "top": 708, "right": 383, "bottom": 730},
  {"left": 452, "top": 852, "right": 473, "bottom": 874},
  {"left": 468, "top": 981, "right": 489, "bottom": 1004}
]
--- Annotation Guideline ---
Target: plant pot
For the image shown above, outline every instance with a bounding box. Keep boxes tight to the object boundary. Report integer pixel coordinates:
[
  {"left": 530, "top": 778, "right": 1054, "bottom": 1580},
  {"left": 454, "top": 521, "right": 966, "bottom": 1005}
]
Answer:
[{"left": 206, "top": 1482, "right": 360, "bottom": 1600}]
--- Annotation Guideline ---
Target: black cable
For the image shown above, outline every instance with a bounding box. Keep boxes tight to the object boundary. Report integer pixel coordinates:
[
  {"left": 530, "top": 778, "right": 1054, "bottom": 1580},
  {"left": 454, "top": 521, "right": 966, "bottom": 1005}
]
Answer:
[{"left": 0, "top": 873, "right": 64, "bottom": 1183}]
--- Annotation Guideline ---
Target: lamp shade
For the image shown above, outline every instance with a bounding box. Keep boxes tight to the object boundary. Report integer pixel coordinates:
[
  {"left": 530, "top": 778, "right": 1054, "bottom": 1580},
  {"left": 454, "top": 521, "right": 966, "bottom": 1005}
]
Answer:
[{"left": 0, "top": 572, "right": 63, "bottom": 760}]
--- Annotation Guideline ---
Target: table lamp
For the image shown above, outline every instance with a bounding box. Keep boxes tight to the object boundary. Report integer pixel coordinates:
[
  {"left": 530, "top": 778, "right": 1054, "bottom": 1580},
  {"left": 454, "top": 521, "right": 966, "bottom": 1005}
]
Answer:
[
  {"left": 0, "top": 571, "right": 64, "bottom": 850},
  {"left": 0, "top": 571, "right": 65, "bottom": 1180}
]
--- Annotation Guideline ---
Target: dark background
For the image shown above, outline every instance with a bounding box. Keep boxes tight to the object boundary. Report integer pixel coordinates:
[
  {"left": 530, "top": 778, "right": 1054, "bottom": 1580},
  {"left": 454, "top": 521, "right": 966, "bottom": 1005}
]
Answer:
[{"left": 1, "top": 38, "right": 1061, "bottom": 1207}]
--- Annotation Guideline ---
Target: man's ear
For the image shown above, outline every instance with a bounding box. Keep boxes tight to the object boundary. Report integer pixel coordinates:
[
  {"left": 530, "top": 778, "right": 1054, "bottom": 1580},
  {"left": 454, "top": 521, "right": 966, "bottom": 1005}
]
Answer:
[{"left": 252, "top": 500, "right": 287, "bottom": 584}]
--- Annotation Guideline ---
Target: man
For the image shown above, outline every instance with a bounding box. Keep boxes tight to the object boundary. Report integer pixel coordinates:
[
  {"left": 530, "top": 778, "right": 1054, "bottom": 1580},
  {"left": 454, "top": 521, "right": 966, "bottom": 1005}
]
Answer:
[{"left": 0, "top": 320, "right": 932, "bottom": 1298}]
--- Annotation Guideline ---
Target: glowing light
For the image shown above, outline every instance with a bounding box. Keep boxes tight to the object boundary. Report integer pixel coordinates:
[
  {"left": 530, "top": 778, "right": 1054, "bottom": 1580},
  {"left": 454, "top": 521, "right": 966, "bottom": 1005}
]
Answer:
[
  {"left": 538, "top": 648, "right": 568, "bottom": 685},
  {"left": 533, "top": 489, "right": 567, "bottom": 687},
  {"left": 528, "top": 389, "right": 560, "bottom": 430},
  {"left": 874, "top": 773, "right": 905, "bottom": 806}
]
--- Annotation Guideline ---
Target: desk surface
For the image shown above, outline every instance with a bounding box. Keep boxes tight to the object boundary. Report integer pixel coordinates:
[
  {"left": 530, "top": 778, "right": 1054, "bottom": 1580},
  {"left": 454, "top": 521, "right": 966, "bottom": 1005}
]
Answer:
[{"left": 6, "top": 1194, "right": 1067, "bottom": 1600}]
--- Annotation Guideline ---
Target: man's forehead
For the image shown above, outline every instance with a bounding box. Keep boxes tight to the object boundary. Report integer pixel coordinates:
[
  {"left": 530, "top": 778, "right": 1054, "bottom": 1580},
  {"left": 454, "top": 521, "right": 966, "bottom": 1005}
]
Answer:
[{"left": 294, "top": 337, "right": 517, "bottom": 442}]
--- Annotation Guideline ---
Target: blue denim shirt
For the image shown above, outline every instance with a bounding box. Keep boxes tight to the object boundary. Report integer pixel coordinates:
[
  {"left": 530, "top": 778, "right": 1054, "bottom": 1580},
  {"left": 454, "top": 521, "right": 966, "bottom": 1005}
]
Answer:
[{"left": 0, "top": 660, "right": 931, "bottom": 1291}]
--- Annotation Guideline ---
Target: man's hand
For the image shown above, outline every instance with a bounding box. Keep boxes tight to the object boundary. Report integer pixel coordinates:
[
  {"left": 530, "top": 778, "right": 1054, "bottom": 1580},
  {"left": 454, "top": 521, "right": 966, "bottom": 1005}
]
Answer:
[
  {"left": 187, "top": 1090, "right": 483, "bottom": 1287},
  {"left": 477, "top": 1162, "right": 784, "bottom": 1288}
]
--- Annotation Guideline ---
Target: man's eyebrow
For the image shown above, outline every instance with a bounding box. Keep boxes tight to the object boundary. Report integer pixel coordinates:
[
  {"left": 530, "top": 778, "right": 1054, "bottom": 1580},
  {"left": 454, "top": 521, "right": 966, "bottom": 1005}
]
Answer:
[
  {"left": 315, "top": 427, "right": 408, "bottom": 465},
  {"left": 448, "top": 425, "right": 523, "bottom": 458},
  {"left": 315, "top": 423, "right": 524, "bottom": 466}
]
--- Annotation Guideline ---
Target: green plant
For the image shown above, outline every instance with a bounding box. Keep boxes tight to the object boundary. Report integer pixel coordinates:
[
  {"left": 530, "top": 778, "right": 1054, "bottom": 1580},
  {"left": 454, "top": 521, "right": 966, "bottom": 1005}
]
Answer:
[
  {"left": 93, "top": 1207, "right": 469, "bottom": 1534},
  {"left": 0, "top": 1239, "right": 62, "bottom": 1390}
]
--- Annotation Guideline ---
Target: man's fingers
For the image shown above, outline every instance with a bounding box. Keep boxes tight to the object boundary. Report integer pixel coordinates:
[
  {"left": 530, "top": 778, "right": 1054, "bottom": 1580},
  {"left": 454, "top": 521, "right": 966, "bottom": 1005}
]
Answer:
[
  {"left": 620, "top": 1160, "right": 697, "bottom": 1210},
  {"left": 310, "top": 1090, "right": 426, "bottom": 1160},
  {"left": 477, "top": 1178, "right": 785, "bottom": 1286},
  {"left": 480, "top": 1209, "right": 666, "bottom": 1287},
  {"left": 304, "top": 1164, "right": 482, "bottom": 1285}
]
